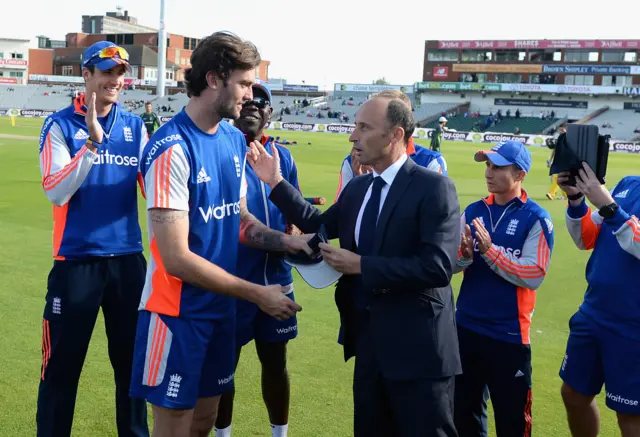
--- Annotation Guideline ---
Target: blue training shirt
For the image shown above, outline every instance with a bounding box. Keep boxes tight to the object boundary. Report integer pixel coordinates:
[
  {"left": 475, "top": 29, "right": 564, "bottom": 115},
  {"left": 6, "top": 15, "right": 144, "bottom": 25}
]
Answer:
[
  {"left": 138, "top": 108, "right": 247, "bottom": 320},
  {"left": 455, "top": 191, "right": 555, "bottom": 345},
  {"left": 565, "top": 176, "right": 640, "bottom": 337},
  {"left": 235, "top": 134, "right": 300, "bottom": 287},
  {"left": 38, "top": 94, "right": 147, "bottom": 260}
]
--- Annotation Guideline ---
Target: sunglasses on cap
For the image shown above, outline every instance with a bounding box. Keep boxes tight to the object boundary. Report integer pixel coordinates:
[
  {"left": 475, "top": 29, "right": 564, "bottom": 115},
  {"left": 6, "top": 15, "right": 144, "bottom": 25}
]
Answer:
[
  {"left": 243, "top": 96, "right": 270, "bottom": 109},
  {"left": 85, "top": 46, "right": 130, "bottom": 66}
]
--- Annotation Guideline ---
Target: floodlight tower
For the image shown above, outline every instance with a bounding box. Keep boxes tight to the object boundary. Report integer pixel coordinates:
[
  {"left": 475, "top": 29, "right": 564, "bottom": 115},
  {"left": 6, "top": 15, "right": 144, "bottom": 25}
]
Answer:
[{"left": 157, "top": 0, "right": 167, "bottom": 97}]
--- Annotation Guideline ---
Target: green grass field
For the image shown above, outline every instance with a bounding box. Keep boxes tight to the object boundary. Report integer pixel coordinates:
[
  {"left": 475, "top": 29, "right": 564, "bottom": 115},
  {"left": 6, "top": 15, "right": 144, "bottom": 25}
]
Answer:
[{"left": 1, "top": 115, "right": 637, "bottom": 436}]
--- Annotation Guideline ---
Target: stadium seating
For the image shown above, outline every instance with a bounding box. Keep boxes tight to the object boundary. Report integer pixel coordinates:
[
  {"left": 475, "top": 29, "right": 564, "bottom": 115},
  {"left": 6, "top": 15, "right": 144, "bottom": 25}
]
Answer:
[
  {"left": 585, "top": 109, "right": 640, "bottom": 140},
  {"left": 0, "top": 84, "right": 67, "bottom": 110},
  {"left": 423, "top": 114, "right": 559, "bottom": 135},
  {"left": 2, "top": 83, "right": 638, "bottom": 140}
]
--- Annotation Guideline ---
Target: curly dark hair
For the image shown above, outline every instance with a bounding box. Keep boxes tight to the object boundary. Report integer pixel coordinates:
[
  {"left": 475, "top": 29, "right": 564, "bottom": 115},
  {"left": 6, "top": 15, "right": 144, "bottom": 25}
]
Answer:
[{"left": 184, "top": 31, "right": 261, "bottom": 97}]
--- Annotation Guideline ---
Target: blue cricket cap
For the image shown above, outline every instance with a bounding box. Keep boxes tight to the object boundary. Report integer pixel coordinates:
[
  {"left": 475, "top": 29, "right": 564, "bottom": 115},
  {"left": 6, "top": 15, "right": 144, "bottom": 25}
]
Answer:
[
  {"left": 474, "top": 140, "right": 532, "bottom": 173},
  {"left": 82, "top": 41, "right": 130, "bottom": 72},
  {"left": 253, "top": 79, "right": 272, "bottom": 103}
]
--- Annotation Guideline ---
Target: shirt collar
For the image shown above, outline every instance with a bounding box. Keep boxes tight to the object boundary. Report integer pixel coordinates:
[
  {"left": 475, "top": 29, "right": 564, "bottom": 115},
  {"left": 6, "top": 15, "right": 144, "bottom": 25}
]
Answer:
[
  {"left": 484, "top": 189, "right": 529, "bottom": 206},
  {"left": 373, "top": 153, "right": 408, "bottom": 187},
  {"left": 244, "top": 133, "right": 272, "bottom": 146}
]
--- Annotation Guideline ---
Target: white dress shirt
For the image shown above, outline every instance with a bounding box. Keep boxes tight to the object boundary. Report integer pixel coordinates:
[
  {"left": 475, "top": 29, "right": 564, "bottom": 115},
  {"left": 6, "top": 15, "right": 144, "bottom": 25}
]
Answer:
[{"left": 354, "top": 153, "right": 408, "bottom": 246}]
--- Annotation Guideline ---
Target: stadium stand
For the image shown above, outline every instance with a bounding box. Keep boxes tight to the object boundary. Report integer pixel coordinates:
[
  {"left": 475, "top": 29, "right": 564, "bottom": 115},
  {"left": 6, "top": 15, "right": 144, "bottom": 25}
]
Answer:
[
  {"left": 583, "top": 108, "right": 640, "bottom": 140},
  {"left": 2, "top": 83, "right": 639, "bottom": 140},
  {"left": 422, "top": 111, "right": 559, "bottom": 135}
]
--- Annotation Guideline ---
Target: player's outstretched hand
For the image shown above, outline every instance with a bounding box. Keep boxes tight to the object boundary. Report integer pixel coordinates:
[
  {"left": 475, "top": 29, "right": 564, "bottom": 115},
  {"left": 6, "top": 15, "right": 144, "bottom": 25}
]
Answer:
[
  {"left": 247, "top": 141, "right": 283, "bottom": 188},
  {"left": 85, "top": 92, "right": 103, "bottom": 148},
  {"left": 257, "top": 284, "right": 302, "bottom": 321}
]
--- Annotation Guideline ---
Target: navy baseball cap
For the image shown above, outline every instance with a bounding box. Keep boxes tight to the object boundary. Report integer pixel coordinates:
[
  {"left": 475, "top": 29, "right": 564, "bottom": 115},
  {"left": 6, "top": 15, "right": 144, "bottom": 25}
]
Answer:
[
  {"left": 474, "top": 140, "right": 532, "bottom": 173},
  {"left": 82, "top": 41, "right": 130, "bottom": 71},
  {"left": 253, "top": 79, "right": 272, "bottom": 103}
]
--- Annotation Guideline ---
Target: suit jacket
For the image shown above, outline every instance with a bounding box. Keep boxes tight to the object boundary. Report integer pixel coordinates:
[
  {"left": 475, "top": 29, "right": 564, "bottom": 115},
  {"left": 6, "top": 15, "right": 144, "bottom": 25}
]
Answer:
[{"left": 269, "top": 157, "right": 462, "bottom": 380}]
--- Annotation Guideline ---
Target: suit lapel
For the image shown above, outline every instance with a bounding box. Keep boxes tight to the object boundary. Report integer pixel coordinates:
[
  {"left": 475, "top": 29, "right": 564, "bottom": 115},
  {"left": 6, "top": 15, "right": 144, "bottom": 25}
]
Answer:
[
  {"left": 374, "top": 159, "right": 415, "bottom": 254},
  {"left": 345, "top": 174, "right": 373, "bottom": 250}
]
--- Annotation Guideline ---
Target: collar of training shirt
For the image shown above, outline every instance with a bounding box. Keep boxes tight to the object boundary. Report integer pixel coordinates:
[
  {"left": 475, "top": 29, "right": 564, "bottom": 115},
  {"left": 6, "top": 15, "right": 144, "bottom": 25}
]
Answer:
[
  {"left": 406, "top": 137, "right": 416, "bottom": 155},
  {"left": 72, "top": 94, "right": 120, "bottom": 140},
  {"left": 484, "top": 190, "right": 529, "bottom": 206}
]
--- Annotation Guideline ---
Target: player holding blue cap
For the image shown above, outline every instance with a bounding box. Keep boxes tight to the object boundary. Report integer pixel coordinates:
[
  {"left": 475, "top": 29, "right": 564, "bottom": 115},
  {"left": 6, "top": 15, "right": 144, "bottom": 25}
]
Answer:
[
  {"left": 214, "top": 79, "right": 301, "bottom": 437},
  {"left": 453, "top": 140, "right": 555, "bottom": 437},
  {"left": 36, "top": 41, "right": 149, "bottom": 436}
]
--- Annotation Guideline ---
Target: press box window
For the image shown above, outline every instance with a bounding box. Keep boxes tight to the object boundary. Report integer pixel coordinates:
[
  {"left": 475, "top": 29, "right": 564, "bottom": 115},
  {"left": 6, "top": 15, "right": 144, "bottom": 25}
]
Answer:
[{"left": 565, "top": 75, "right": 595, "bottom": 85}]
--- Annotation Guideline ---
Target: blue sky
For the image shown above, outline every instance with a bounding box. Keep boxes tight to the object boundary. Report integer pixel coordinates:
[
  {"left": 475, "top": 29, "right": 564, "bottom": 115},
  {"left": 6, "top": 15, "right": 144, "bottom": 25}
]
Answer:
[{"left": 5, "top": 0, "right": 640, "bottom": 90}]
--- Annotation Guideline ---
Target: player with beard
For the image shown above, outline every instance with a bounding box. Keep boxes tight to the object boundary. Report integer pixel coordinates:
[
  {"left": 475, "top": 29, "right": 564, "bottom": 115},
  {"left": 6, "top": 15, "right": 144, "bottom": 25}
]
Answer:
[
  {"left": 214, "top": 80, "right": 301, "bottom": 437},
  {"left": 130, "top": 32, "right": 311, "bottom": 437}
]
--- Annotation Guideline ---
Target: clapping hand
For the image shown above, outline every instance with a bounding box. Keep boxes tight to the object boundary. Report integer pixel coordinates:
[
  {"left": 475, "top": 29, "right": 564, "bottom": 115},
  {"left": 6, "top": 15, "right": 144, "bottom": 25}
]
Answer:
[
  {"left": 471, "top": 218, "right": 492, "bottom": 254},
  {"left": 459, "top": 224, "right": 474, "bottom": 259},
  {"left": 85, "top": 92, "right": 102, "bottom": 151}
]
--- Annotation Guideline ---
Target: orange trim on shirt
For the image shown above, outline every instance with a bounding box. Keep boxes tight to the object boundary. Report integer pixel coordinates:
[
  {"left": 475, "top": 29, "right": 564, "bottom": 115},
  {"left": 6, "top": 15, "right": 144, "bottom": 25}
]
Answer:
[
  {"left": 144, "top": 238, "right": 183, "bottom": 317},
  {"left": 73, "top": 94, "right": 87, "bottom": 116},
  {"left": 154, "top": 148, "right": 173, "bottom": 208},
  {"left": 580, "top": 207, "right": 601, "bottom": 250},
  {"left": 485, "top": 190, "right": 529, "bottom": 205},
  {"left": 52, "top": 204, "right": 68, "bottom": 260},
  {"left": 627, "top": 216, "right": 640, "bottom": 242},
  {"left": 406, "top": 137, "right": 416, "bottom": 155},
  {"left": 517, "top": 286, "right": 536, "bottom": 344}
]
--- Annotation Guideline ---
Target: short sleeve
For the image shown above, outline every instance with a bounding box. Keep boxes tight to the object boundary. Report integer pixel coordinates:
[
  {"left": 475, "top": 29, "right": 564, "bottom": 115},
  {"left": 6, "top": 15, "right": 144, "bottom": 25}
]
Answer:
[{"left": 144, "top": 144, "right": 190, "bottom": 211}]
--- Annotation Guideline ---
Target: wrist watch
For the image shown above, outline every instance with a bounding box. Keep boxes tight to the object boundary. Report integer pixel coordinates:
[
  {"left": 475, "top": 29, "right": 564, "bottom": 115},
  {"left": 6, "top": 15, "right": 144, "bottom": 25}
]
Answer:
[
  {"left": 598, "top": 202, "right": 619, "bottom": 219},
  {"left": 86, "top": 137, "right": 102, "bottom": 148}
]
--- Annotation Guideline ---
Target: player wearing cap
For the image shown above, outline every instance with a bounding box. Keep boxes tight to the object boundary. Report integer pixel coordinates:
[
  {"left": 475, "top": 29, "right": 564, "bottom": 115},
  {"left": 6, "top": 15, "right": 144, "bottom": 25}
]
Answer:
[
  {"left": 129, "top": 32, "right": 310, "bottom": 437},
  {"left": 556, "top": 166, "right": 640, "bottom": 437},
  {"left": 214, "top": 80, "right": 301, "bottom": 437},
  {"left": 453, "top": 141, "right": 554, "bottom": 437},
  {"left": 430, "top": 116, "right": 447, "bottom": 152},
  {"left": 36, "top": 42, "right": 149, "bottom": 436},
  {"left": 334, "top": 91, "right": 447, "bottom": 201}
]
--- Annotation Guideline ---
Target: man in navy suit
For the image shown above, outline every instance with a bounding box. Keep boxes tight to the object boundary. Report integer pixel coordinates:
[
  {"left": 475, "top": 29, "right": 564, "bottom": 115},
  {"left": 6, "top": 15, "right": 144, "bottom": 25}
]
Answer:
[{"left": 247, "top": 93, "right": 462, "bottom": 436}]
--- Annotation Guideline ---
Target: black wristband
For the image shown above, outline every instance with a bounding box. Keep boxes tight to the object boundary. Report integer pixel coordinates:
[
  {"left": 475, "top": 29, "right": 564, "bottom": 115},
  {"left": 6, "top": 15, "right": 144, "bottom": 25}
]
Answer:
[{"left": 567, "top": 193, "right": 584, "bottom": 201}]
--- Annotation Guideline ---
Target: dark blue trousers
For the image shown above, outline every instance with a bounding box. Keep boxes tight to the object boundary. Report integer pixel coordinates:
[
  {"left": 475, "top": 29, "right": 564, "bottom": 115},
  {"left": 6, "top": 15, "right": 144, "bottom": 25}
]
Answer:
[
  {"left": 352, "top": 317, "right": 458, "bottom": 437},
  {"left": 36, "top": 253, "right": 149, "bottom": 437},
  {"left": 454, "top": 326, "right": 532, "bottom": 437}
]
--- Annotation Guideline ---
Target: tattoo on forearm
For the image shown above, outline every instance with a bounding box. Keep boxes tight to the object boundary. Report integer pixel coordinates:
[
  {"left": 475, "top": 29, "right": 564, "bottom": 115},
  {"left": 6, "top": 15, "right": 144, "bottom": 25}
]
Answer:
[
  {"left": 150, "top": 209, "right": 188, "bottom": 224},
  {"left": 240, "top": 215, "right": 286, "bottom": 251}
]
